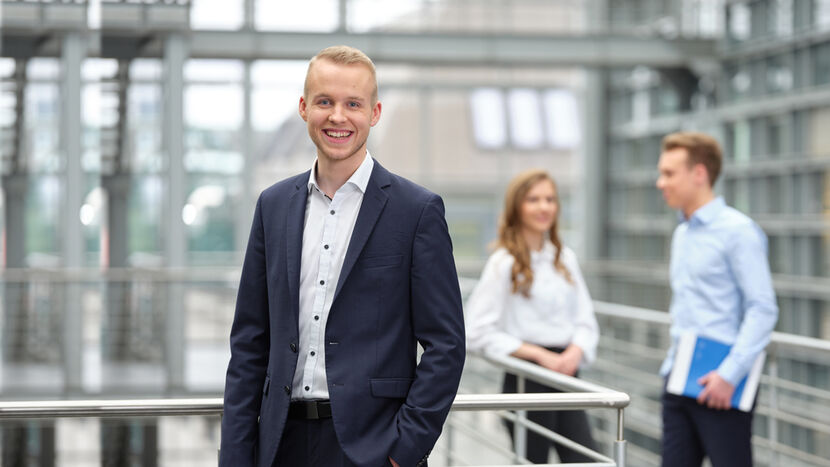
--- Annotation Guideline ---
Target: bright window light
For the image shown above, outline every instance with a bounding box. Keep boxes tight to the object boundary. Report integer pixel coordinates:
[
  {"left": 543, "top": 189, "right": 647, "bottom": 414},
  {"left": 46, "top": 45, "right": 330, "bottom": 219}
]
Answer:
[
  {"left": 507, "top": 88, "right": 544, "bottom": 150},
  {"left": 470, "top": 88, "right": 507, "bottom": 150},
  {"left": 543, "top": 89, "right": 580, "bottom": 149}
]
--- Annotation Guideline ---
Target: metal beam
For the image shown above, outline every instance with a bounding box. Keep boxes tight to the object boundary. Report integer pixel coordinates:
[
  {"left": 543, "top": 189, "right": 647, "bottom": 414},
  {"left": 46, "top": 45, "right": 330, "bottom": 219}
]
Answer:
[
  {"left": 60, "top": 32, "right": 85, "bottom": 395},
  {"left": 5, "top": 29, "right": 716, "bottom": 68},
  {"left": 163, "top": 34, "right": 187, "bottom": 393},
  {"left": 180, "top": 30, "right": 716, "bottom": 68}
]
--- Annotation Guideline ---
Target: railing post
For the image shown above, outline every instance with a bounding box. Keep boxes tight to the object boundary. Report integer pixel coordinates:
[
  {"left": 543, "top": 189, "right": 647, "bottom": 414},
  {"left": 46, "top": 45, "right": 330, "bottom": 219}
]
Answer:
[
  {"left": 445, "top": 413, "right": 453, "bottom": 467},
  {"left": 514, "top": 375, "right": 527, "bottom": 463},
  {"left": 615, "top": 408, "right": 626, "bottom": 467},
  {"left": 768, "top": 351, "right": 779, "bottom": 467}
]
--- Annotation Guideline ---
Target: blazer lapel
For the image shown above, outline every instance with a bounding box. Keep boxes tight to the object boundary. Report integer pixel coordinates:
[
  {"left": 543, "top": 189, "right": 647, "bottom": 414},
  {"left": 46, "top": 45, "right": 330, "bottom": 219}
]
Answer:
[
  {"left": 333, "top": 162, "right": 391, "bottom": 302},
  {"left": 286, "top": 174, "right": 310, "bottom": 317}
]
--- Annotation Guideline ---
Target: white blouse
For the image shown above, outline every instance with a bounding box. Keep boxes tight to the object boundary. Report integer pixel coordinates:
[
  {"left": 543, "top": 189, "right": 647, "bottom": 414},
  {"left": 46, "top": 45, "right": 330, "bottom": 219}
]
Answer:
[{"left": 465, "top": 241, "right": 599, "bottom": 365}]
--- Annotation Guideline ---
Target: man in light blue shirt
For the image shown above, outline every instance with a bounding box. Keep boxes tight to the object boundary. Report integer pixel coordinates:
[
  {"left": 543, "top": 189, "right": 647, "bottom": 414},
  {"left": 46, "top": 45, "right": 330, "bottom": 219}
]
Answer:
[{"left": 656, "top": 132, "right": 778, "bottom": 467}]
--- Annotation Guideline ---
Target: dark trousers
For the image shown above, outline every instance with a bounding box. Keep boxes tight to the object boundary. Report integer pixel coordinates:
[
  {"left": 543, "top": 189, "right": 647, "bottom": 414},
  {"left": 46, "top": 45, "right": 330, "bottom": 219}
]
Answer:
[
  {"left": 502, "top": 372, "right": 597, "bottom": 464},
  {"left": 273, "top": 417, "right": 360, "bottom": 467},
  {"left": 661, "top": 391, "right": 753, "bottom": 467}
]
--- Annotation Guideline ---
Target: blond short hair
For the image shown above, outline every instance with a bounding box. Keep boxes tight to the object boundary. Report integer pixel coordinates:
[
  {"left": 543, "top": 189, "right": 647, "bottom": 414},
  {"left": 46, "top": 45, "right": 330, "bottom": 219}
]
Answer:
[
  {"left": 304, "top": 45, "right": 378, "bottom": 103},
  {"left": 662, "top": 132, "right": 723, "bottom": 186}
]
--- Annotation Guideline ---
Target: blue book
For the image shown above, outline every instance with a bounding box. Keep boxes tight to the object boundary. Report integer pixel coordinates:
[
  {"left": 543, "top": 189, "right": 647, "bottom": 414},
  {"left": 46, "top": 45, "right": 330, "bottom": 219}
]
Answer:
[{"left": 666, "top": 333, "right": 765, "bottom": 412}]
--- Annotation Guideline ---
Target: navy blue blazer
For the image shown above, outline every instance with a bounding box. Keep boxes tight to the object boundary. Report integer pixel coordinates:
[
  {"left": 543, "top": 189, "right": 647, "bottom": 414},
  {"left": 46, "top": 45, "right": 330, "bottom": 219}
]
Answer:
[{"left": 220, "top": 161, "right": 465, "bottom": 467}]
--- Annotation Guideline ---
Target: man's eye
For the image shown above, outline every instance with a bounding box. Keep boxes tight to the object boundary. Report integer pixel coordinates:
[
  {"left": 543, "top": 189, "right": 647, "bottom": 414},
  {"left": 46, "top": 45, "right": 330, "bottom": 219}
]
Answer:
[
  {"left": 319, "top": 99, "right": 330, "bottom": 105},
  {"left": 349, "top": 102, "right": 360, "bottom": 108}
]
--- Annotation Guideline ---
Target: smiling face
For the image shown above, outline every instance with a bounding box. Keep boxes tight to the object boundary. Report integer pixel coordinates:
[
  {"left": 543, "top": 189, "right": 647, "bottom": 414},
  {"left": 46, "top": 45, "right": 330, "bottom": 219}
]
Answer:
[
  {"left": 299, "top": 59, "right": 381, "bottom": 165},
  {"left": 519, "top": 179, "right": 558, "bottom": 236}
]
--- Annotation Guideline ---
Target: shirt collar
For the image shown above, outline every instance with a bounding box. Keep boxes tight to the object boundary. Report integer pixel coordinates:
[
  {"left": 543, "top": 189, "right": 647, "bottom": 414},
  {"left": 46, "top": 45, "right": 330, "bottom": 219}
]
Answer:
[
  {"left": 530, "top": 240, "right": 555, "bottom": 262},
  {"left": 307, "top": 151, "right": 374, "bottom": 195},
  {"left": 684, "top": 196, "right": 725, "bottom": 226}
]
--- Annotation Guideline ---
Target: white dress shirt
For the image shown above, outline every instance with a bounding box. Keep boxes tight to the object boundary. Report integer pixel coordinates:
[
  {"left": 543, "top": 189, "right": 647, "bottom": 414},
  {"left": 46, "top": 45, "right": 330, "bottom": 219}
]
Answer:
[
  {"left": 466, "top": 241, "right": 599, "bottom": 365},
  {"left": 293, "top": 152, "right": 374, "bottom": 399}
]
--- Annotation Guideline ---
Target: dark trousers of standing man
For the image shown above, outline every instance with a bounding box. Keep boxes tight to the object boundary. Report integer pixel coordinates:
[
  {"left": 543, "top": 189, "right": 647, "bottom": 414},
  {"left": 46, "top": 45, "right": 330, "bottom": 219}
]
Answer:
[
  {"left": 273, "top": 400, "right": 400, "bottom": 467},
  {"left": 661, "top": 391, "right": 753, "bottom": 467},
  {"left": 502, "top": 371, "right": 596, "bottom": 464}
]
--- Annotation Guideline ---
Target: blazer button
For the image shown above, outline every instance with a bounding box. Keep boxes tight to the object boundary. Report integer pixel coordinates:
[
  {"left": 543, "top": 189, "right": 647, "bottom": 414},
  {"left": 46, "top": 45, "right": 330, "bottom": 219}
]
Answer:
[
  {"left": 283, "top": 385, "right": 291, "bottom": 395},
  {"left": 290, "top": 343, "right": 297, "bottom": 352}
]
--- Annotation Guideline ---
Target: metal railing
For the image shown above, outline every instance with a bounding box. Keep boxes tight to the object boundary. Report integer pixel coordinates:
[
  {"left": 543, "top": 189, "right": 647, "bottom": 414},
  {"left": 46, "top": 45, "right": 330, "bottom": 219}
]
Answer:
[
  {"left": 588, "top": 300, "right": 830, "bottom": 467},
  {"left": 449, "top": 353, "right": 630, "bottom": 466},
  {"left": 0, "top": 391, "right": 629, "bottom": 467}
]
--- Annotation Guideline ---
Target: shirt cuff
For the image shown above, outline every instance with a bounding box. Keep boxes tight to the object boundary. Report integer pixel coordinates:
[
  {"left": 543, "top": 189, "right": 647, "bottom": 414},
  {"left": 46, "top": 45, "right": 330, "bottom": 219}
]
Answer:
[
  {"left": 571, "top": 333, "right": 597, "bottom": 365},
  {"left": 484, "top": 335, "right": 523, "bottom": 359},
  {"left": 717, "top": 357, "right": 747, "bottom": 387}
]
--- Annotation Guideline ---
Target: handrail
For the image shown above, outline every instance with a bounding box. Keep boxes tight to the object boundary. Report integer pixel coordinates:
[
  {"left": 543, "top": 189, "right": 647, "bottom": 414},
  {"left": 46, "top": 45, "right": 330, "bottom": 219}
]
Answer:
[
  {"left": 593, "top": 300, "right": 830, "bottom": 354},
  {"left": 483, "top": 352, "right": 631, "bottom": 404},
  {"left": 0, "top": 393, "right": 630, "bottom": 420},
  {"left": 468, "top": 352, "right": 629, "bottom": 466}
]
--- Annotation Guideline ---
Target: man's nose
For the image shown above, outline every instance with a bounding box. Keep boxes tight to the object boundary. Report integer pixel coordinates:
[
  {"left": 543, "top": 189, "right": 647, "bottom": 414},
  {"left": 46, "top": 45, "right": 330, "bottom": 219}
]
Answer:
[{"left": 328, "top": 105, "right": 346, "bottom": 123}]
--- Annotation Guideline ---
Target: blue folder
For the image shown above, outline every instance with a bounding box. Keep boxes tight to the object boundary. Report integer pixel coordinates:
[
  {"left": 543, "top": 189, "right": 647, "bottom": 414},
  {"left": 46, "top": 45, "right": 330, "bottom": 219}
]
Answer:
[{"left": 666, "top": 333, "right": 764, "bottom": 412}]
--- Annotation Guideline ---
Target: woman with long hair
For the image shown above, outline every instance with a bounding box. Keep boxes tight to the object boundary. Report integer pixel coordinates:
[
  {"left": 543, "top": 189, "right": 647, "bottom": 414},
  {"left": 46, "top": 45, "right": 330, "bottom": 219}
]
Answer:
[{"left": 466, "top": 169, "right": 599, "bottom": 463}]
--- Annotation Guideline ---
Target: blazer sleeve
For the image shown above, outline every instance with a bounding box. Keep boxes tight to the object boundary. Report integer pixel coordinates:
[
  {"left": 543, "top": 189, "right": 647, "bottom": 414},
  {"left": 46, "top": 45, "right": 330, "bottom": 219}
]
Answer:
[
  {"left": 220, "top": 195, "right": 271, "bottom": 467},
  {"left": 388, "top": 194, "right": 466, "bottom": 467}
]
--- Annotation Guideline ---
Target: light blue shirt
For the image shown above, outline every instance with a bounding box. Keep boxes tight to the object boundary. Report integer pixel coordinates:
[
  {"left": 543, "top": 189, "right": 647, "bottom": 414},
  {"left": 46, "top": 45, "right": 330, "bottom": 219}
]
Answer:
[{"left": 659, "top": 196, "right": 779, "bottom": 386}]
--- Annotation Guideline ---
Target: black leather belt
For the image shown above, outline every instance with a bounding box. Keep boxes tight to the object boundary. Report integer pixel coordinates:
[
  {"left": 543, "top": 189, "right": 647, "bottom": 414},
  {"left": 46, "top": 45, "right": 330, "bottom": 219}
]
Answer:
[{"left": 288, "top": 400, "right": 332, "bottom": 420}]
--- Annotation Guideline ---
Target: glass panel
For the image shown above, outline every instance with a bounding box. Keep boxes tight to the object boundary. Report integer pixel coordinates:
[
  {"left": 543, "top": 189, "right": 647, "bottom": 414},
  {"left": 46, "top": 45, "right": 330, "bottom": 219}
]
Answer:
[
  {"left": 729, "top": 2, "right": 752, "bottom": 41},
  {"left": 250, "top": 60, "right": 306, "bottom": 132},
  {"left": 733, "top": 120, "right": 751, "bottom": 163},
  {"left": 347, "top": 0, "right": 423, "bottom": 32},
  {"left": 469, "top": 88, "right": 507, "bottom": 150},
  {"left": 130, "top": 84, "right": 163, "bottom": 173},
  {"left": 543, "top": 89, "right": 580, "bottom": 149},
  {"left": 815, "top": 43, "right": 830, "bottom": 86},
  {"left": 190, "top": 0, "right": 244, "bottom": 30},
  {"left": 817, "top": 0, "right": 830, "bottom": 30},
  {"left": 255, "top": 0, "right": 338, "bottom": 32},
  {"left": 507, "top": 88, "right": 543, "bottom": 149},
  {"left": 26, "top": 84, "right": 60, "bottom": 173}
]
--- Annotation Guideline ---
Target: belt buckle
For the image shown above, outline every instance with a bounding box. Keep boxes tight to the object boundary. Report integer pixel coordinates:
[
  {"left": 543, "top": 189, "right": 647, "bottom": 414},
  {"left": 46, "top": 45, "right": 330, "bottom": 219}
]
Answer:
[{"left": 308, "top": 401, "right": 319, "bottom": 419}]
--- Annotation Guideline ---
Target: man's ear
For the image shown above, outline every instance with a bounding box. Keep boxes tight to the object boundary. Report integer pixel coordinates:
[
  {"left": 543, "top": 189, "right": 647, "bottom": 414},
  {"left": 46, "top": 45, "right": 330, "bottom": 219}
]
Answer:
[
  {"left": 370, "top": 101, "right": 382, "bottom": 127},
  {"left": 299, "top": 96, "right": 308, "bottom": 121},
  {"left": 693, "top": 163, "right": 709, "bottom": 186}
]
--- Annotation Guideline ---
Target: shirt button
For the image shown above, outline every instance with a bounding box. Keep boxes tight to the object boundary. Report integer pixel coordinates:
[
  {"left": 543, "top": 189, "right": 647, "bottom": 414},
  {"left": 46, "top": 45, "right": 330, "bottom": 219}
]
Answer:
[
  {"left": 314, "top": 315, "right": 320, "bottom": 321},
  {"left": 330, "top": 210, "right": 335, "bottom": 215},
  {"left": 290, "top": 343, "right": 297, "bottom": 352},
  {"left": 324, "top": 244, "right": 329, "bottom": 250},
  {"left": 283, "top": 386, "right": 291, "bottom": 395},
  {"left": 304, "top": 386, "right": 310, "bottom": 391},
  {"left": 319, "top": 280, "right": 325, "bottom": 285}
]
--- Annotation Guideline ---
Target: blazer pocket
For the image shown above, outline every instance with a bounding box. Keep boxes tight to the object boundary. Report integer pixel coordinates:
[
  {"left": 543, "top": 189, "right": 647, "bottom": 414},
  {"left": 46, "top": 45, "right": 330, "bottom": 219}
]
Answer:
[
  {"left": 361, "top": 255, "right": 403, "bottom": 270},
  {"left": 370, "top": 377, "right": 415, "bottom": 398}
]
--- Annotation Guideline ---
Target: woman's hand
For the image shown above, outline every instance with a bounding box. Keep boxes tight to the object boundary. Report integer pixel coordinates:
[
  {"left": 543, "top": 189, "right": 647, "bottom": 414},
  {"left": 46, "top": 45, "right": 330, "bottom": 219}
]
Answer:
[
  {"left": 512, "top": 343, "right": 582, "bottom": 376},
  {"left": 555, "top": 345, "right": 583, "bottom": 376}
]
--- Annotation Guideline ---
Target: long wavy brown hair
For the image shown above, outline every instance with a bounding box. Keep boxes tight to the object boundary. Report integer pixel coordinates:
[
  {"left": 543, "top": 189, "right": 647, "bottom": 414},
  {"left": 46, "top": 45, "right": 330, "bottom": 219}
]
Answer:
[{"left": 497, "top": 169, "right": 573, "bottom": 297}]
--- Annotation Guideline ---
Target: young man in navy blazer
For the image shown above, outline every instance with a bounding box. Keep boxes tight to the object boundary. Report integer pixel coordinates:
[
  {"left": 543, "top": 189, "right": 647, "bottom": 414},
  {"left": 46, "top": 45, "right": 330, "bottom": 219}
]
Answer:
[{"left": 220, "top": 45, "right": 466, "bottom": 467}]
